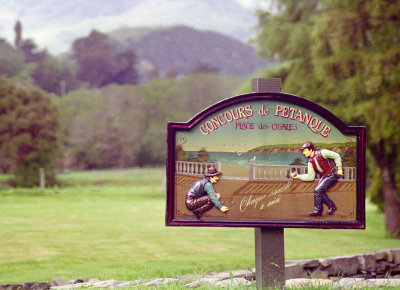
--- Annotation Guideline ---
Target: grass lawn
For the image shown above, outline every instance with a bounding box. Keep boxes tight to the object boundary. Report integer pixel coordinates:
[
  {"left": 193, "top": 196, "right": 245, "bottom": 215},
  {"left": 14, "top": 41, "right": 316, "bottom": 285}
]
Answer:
[{"left": 0, "top": 168, "right": 398, "bottom": 284}]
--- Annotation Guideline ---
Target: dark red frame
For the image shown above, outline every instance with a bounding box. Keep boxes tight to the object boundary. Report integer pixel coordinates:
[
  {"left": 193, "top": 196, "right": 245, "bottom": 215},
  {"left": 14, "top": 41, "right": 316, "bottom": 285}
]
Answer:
[{"left": 166, "top": 92, "right": 366, "bottom": 229}]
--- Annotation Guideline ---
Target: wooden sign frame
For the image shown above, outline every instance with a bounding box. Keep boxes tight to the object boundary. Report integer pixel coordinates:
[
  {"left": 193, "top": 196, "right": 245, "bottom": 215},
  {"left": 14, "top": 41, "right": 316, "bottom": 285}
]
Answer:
[{"left": 166, "top": 92, "right": 366, "bottom": 229}]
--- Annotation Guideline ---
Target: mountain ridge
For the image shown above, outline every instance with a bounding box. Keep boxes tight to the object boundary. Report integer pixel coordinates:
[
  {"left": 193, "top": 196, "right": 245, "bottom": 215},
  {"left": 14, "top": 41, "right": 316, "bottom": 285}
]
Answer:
[
  {"left": 0, "top": 0, "right": 260, "bottom": 54},
  {"left": 110, "top": 25, "right": 268, "bottom": 77}
]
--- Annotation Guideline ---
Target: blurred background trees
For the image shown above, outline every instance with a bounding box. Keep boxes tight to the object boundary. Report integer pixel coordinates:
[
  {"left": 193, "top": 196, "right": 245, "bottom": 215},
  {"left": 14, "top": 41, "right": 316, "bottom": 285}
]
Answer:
[
  {"left": 255, "top": 0, "right": 400, "bottom": 237},
  {"left": 0, "top": 79, "right": 58, "bottom": 186},
  {"left": 0, "top": 1, "right": 399, "bottom": 237},
  {"left": 72, "top": 30, "right": 139, "bottom": 88}
]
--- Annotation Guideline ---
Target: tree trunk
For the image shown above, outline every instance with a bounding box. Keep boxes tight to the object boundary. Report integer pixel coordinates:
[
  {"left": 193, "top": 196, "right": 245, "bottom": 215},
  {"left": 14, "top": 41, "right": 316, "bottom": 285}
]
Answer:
[{"left": 380, "top": 165, "right": 400, "bottom": 238}]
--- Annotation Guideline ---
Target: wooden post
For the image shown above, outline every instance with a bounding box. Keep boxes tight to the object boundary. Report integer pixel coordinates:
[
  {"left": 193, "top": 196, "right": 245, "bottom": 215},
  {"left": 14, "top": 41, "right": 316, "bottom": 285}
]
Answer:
[
  {"left": 39, "top": 168, "right": 45, "bottom": 192},
  {"left": 255, "top": 227, "right": 285, "bottom": 288},
  {"left": 252, "top": 78, "right": 285, "bottom": 289}
]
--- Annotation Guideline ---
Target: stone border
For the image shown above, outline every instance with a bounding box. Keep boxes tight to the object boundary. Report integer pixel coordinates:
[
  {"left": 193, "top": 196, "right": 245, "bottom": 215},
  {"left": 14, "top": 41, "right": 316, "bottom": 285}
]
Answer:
[
  {"left": 1, "top": 248, "right": 399, "bottom": 289},
  {"left": 285, "top": 247, "right": 400, "bottom": 280}
]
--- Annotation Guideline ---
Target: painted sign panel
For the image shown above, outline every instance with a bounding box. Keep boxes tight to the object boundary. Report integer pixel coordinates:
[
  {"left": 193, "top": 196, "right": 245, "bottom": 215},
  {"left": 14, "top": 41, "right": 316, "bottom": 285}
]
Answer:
[{"left": 166, "top": 93, "right": 366, "bottom": 228}]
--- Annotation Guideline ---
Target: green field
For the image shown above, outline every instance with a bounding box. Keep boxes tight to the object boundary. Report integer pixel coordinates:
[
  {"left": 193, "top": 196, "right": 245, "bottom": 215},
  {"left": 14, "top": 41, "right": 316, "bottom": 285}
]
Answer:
[{"left": 0, "top": 168, "right": 398, "bottom": 284}]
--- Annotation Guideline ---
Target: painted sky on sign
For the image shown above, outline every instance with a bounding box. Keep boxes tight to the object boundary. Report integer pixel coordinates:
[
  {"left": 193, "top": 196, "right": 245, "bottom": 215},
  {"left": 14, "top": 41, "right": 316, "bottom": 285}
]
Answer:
[{"left": 177, "top": 100, "right": 355, "bottom": 152}]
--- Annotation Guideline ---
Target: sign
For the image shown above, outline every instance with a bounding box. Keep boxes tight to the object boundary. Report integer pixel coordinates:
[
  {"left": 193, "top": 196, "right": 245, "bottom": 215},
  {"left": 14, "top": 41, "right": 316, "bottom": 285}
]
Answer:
[{"left": 166, "top": 92, "right": 366, "bottom": 228}]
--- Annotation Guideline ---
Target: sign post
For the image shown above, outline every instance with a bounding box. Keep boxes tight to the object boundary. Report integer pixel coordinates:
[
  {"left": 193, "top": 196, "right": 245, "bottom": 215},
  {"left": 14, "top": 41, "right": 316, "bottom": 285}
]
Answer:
[
  {"left": 252, "top": 78, "right": 285, "bottom": 288},
  {"left": 166, "top": 78, "right": 366, "bottom": 288}
]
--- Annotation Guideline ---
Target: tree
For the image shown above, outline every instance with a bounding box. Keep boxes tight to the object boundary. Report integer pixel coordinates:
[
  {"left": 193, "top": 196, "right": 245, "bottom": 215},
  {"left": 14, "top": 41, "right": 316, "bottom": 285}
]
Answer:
[
  {"left": 72, "top": 30, "right": 138, "bottom": 88},
  {"left": 190, "top": 62, "right": 220, "bottom": 75},
  {"left": 14, "top": 21, "right": 22, "bottom": 48},
  {"left": 72, "top": 30, "right": 115, "bottom": 88},
  {"left": 13, "top": 21, "right": 46, "bottom": 63},
  {"left": 138, "top": 78, "right": 181, "bottom": 166},
  {"left": 256, "top": 0, "right": 400, "bottom": 237},
  {"left": 177, "top": 73, "right": 244, "bottom": 116},
  {"left": 31, "top": 55, "right": 80, "bottom": 96},
  {"left": 111, "top": 49, "right": 138, "bottom": 85},
  {"left": 0, "top": 78, "right": 58, "bottom": 186},
  {"left": 0, "top": 39, "right": 25, "bottom": 77},
  {"left": 54, "top": 85, "right": 145, "bottom": 169}
]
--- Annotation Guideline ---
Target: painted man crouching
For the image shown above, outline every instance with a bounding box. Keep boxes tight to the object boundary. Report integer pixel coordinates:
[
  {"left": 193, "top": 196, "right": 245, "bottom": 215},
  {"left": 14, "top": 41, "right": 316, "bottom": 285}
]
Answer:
[
  {"left": 291, "top": 141, "right": 343, "bottom": 217},
  {"left": 185, "top": 166, "right": 229, "bottom": 219}
]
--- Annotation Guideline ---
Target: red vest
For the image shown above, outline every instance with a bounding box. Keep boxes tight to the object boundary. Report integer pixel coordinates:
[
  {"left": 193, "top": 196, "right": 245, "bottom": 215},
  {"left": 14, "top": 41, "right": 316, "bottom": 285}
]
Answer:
[{"left": 309, "top": 150, "right": 334, "bottom": 177}]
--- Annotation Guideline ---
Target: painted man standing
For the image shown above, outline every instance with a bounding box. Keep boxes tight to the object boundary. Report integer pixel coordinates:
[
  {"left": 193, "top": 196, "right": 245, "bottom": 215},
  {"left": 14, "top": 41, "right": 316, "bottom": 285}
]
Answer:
[
  {"left": 291, "top": 141, "right": 343, "bottom": 216},
  {"left": 185, "top": 166, "right": 229, "bottom": 219}
]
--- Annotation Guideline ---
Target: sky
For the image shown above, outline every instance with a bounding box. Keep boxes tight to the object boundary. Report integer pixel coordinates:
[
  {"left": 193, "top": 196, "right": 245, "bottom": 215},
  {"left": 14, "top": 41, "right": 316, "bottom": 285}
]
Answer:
[{"left": 0, "top": 0, "right": 269, "bottom": 55}]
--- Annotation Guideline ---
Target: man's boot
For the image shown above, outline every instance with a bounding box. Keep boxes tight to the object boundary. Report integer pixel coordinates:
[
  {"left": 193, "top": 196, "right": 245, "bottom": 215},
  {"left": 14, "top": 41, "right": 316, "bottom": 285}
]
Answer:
[
  {"left": 327, "top": 204, "right": 337, "bottom": 215},
  {"left": 309, "top": 209, "right": 322, "bottom": 217}
]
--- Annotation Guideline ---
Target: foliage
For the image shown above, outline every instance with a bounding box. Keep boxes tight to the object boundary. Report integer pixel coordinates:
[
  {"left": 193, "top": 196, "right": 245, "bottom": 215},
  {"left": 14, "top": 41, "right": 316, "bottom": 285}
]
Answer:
[
  {"left": 72, "top": 30, "right": 138, "bottom": 88},
  {"left": 0, "top": 79, "right": 58, "bottom": 186},
  {"left": 0, "top": 39, "right": 25, "bottom": 77},
  {"left": 137, "top": 74, "right": 244, "bottom": 166},
  {"left": 31, "top": 55, "right": 80, "bottom": 96},
  {"left": 14, "top": 20, "right": 46, "bottom": 63},
  {"left": 54, "top": 85, "right": 145, "bottom": 169},
  {"left": 54, "top": 73, "right": 243, "bottom": 169},
  {"left": 255, "top": 0, "right": 400, "bottom": 237}
]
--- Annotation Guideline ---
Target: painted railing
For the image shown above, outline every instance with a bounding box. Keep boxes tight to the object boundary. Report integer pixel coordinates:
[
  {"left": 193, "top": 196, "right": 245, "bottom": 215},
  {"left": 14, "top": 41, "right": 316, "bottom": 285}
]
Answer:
[
  {"left": 175, "top": 161, "right": 356, "bottom": 181},
  {"left": 249, "top": 163, "right": 356, "bottom": 181},
  {"left": 175, "top": 161, "right": 222, "bottom": 176}
]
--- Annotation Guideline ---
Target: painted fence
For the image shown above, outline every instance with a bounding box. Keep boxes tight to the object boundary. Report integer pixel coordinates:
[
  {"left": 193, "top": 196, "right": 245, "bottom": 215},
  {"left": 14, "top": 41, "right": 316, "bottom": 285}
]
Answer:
[
  {"left": 175, "top": 161, "right": 222, "bottom": 177},
  {"left": 176, "top": 161, "right": 356, "bottom": 181},
  {"left": 249, "top": 163, "right": 356, "bottom": 181}
]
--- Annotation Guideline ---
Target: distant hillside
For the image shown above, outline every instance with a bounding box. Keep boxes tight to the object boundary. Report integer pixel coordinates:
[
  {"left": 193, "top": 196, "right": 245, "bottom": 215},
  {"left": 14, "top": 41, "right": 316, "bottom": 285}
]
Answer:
[
  {"left": 110, "top": 25, "right": 269, "bottom": 77},
  {"left": 249, "top": 143, "right": 350, "bottom": 153}
]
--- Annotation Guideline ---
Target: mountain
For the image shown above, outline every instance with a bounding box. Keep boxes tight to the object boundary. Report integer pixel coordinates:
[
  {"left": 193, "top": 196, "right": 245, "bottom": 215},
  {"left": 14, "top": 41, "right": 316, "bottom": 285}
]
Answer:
[
  {"left": 111, "top": 25, "right": 268, "bottom": 77},
  {"left": 0, "top": 0, "right": 261, "bottom": 54}
]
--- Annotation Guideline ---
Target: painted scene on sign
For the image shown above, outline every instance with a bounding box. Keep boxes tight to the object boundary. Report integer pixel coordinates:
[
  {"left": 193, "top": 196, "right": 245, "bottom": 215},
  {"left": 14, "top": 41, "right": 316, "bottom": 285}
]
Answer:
[{"left": 173, "top": 100, "right": 358, "bottom": 222}]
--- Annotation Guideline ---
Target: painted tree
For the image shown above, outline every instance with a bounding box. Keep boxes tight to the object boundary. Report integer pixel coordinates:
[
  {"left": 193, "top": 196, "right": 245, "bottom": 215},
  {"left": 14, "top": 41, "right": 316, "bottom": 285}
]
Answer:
[
  {"left": 256, "top": 0, "right": 400, "bottom": 237},
  {"left": 0, "top": 78, "right": 58, "bottom": 186}
]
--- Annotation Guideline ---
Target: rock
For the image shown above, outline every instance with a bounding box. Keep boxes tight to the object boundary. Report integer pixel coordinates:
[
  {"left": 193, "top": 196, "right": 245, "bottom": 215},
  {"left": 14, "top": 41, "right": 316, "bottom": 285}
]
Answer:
[
  {"left": 180, "top": 274, "right": 197, "bottom": 282},
  {"left": 390, "top": 264, "right": 400, "bottom": 272},
  {"left": 304, "top": 259, "right": 320, "bottom": 268},
  {"left": 376, "top": 261, "right": 391, "bottom": 274},
  {"left": 335, "top": 277, "right": 368, "bottom": 288},
  {"left": 210, "top": 271, "right": 233, "bottom": 280},
  {"left": 49, "top": 279, "right": 70, "bottom": 287},
  {"left": 185, "top": 280, "right": 202, "bottom": 288},
  {"left": 69, "top": 279, "right": 87, "bottom": 285},
  {"left": 310, "top": 269, "right": 329, "bottom": 279},
  {"left": 357, "top": 254, "right": 367, "bottom": 273},
  {"left": 367, "top": 278, "right": 400, "bottom": 287},
  {"left": 231, "top": 269, "right": 253, "bottom": 278},
  {"left": 319, "top": 258, "right": 331, "bottom": 268},
  {"left": 325, "top": 255, "right": 360, "bottom": 276},
  {"left": 392, "top": 248, "right": 400, "bottom": 264},
  {"left": 0, "top": 284, "right": 23, "bottom": 290},
  {"left": 376, "top": 249, "right": 393, "bottom": 262},
  {"left": 142, "top": 278, "right": 178, "bottom": 286},
  {"left": 364, "top": 253, "right": 377, "bottom": 273},
  {"left": 22, "top": 282, "right": 50, "bottom": 290},
  {"left": 214, "top": 278, "right": 252, "bottom": 287},
  {"left": 285, "top": 278, "right": 332, "bottom": 288},
  {"left": 87, "top": 279, "right": 100, "bottom": 283},
  {"left": 285, "top": 262, "right": 308, "bottom": 279},
  {"left": 375, "top": 249, "right": 388, "bottom": 261}
]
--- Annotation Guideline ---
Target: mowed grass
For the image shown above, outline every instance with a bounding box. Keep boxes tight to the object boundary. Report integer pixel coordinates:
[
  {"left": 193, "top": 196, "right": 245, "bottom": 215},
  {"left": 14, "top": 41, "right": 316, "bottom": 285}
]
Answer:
[{"left": 0, "top": 168, "right": 398, "bottom": 284}]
